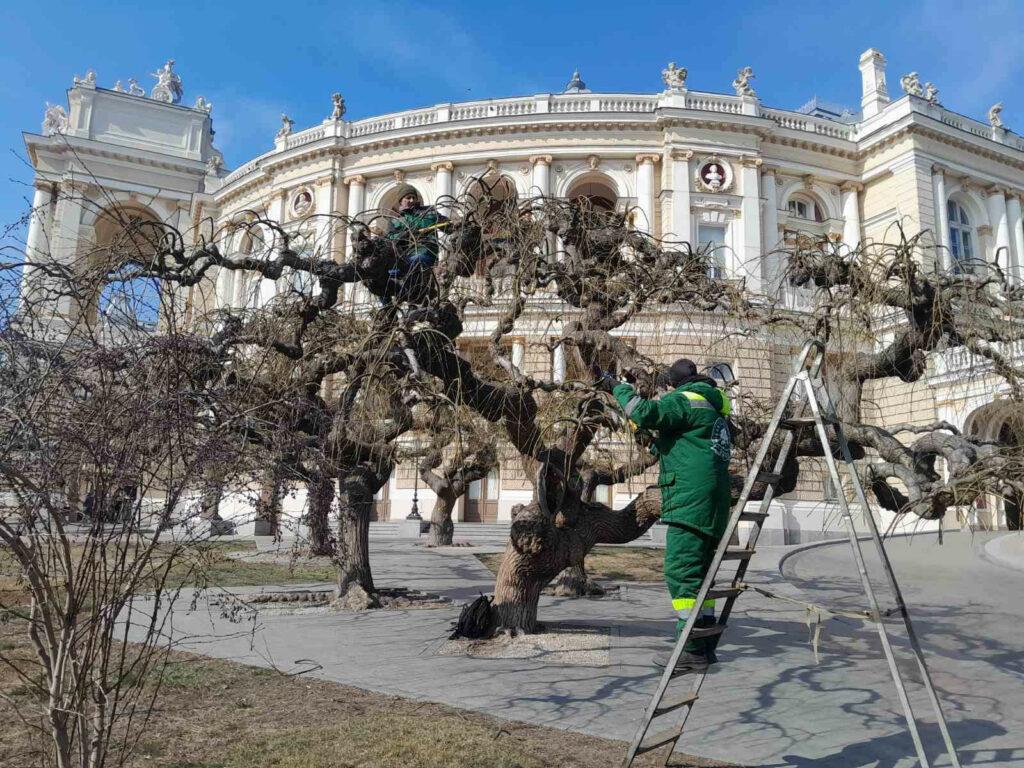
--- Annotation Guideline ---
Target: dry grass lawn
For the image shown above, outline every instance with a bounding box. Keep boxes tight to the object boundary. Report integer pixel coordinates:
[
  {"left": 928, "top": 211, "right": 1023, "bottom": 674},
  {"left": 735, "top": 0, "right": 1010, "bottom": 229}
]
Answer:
[
  {"left": 477, "top": 545, "right": 664, "bottom": 583},
  {"left": 0, "top": 627, "right": 731, "bottom": 768}
]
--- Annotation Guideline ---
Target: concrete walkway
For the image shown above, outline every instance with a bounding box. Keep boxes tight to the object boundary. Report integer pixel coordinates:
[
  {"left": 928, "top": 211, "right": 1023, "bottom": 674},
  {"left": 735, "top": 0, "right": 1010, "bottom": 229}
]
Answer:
[{"left": 149, "top": 531, "right": 1024, "bottom": 767}]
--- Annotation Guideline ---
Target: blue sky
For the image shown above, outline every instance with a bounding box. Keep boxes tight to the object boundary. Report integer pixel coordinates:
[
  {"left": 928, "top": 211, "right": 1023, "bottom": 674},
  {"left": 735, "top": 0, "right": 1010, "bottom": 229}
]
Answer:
[{"left": 2, "top": 0, "right": 1023, "bottom": 240}]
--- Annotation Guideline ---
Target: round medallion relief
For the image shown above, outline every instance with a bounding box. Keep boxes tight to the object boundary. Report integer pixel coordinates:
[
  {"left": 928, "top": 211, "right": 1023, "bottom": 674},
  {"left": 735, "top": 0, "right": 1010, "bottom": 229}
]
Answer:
[
  {"left": 291, "top": 187, "right": 314, "bottom": 217},
  {"left": 695, "top": 157, "right": 734, "bottom": 193}
]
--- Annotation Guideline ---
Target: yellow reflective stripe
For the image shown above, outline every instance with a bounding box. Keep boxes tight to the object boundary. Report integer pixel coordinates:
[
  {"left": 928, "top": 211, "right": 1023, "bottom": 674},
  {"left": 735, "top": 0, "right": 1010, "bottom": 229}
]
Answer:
[
  {"left": 679, "top": 392, "right": 714, "bottom": 410},
  {"left": 671, "top": 597, "right": 717, "bottom": 611},
  {"left": 720, "top": 392, "right": 732, "bottom": 417}
]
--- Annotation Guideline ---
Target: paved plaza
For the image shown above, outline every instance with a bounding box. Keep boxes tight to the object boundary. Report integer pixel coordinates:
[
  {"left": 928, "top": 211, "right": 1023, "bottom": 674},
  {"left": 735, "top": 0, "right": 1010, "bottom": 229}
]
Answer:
[{"left": 152, "top": 531, "right": 1024, "bottom": 767}]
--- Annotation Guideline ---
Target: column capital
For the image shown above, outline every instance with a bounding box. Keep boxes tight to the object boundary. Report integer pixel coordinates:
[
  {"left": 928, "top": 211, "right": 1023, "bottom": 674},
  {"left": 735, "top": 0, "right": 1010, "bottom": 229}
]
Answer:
[
  {"left": 33, "top": 179, "right": 55, "bottom": 194},
  {"left": 314, "top": 175, "right": 333, "bottom": 188},
  {"left": 670, "top": 149, "right": 694, "bottom": 161},
  {"left": 739, "top": 155, "right": 763, "bottom": 169},
  {"left": 430, "top": 161, "right": 454, "bottom": 172},
  {"left": 931, "top": 163, "right": 949, "bottom": 176},
  {"left": 528, "top": 155, "right": 552, "bottom": 165},
  {"left": 343, "top": 174, "right": 366, "bottom": 186},
  {"left": 986, "top": 184, "right": 1010, "bottom": 198},
  {"left": 839, "top": 181, "right": 864, "bottom": 193},
  {"left": 635, "top": 153, "right": 661, "bottom": 165}
]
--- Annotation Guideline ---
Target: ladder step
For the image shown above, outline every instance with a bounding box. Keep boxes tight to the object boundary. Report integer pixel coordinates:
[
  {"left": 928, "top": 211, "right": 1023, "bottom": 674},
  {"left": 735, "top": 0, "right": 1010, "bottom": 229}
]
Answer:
[
  {"left": 740, "top": 510, "right": 769, "bottom": 522},
  {"left": 653, "top": 692, "right": 699, "bottom": 717},
  {"left": 690, "top": 623, "right": 726, "bottom": 640},
  {"left": 780, "top": 415, "right": 835, "bottom": 429},
  {"left": 756, "top": 471, "right": 783, "bottom": 485},
  {"left": 706, "top": 586, "right": 744, "bottom": 600},
  {"left": 636, "top": 727, "right": 683, "bottom": 755},
  {"left": 722, "top": 546, "right": 755, "bottom": 561}
]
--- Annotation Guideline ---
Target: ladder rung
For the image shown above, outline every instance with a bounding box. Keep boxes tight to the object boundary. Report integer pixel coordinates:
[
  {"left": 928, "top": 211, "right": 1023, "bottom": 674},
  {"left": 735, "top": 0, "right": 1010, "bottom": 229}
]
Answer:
[
  {"left": 706, "top": 586, "right": 744, "bottom": 600},
  {"left": 780, "top": 415, "right": 834, "bottom": 429},
  {"left": 740, "top": 510, "right": 769, "bottom": 522},
  {"left": 722, "top": 546, "right": 754, "bottom": 561},
  {"left": 636, "top": 727, "right": 683, "bottom": 755},
  {"left": 653, "top": 692, "right": 699, "bottom": 717},
  {"left": 756, "top": 471, "right": 783, "bottom": 484},
  {"left": 690, "top": 623, "right": 726, "bottom": 640}
]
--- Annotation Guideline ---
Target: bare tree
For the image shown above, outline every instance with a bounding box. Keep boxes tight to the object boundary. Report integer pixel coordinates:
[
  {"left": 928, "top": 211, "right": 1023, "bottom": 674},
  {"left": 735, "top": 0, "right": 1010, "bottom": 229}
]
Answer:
[{"left": 0, "top": 209, "right": 242, "bottom": 767}]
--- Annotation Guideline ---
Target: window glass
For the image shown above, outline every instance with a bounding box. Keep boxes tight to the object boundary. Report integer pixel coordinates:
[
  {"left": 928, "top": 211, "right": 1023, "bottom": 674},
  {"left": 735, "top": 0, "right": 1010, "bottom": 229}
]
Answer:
[
  {"left": 788, "top": 200, "right": 809, "bottom": 219},
  {"left": 699, "top": 225, "right": 726, "bottom": 277}
]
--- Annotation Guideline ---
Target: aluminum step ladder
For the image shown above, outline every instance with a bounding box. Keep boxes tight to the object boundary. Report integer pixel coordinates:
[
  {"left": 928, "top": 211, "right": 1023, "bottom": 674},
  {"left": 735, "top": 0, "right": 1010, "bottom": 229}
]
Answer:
[{"left": 622, "top": 338, "right": 961, "bottom": 768}]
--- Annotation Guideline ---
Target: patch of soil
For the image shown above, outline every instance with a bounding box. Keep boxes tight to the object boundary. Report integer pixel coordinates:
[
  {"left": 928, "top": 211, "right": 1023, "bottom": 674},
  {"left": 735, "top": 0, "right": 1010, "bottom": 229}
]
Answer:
[
  {"left": 438, "top": 624, "right": 612, "bottom": 666},
  {"left": 241, "top": 586, "right": 450, "bottom": 612}
]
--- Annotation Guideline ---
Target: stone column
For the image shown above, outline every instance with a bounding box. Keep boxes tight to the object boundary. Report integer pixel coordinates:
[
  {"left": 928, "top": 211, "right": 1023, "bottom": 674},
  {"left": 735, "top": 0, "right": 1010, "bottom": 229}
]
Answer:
[
  {"left": 530, "top": 155, "right": 552, "bottom": 197},
  {"left": 840, "top": 182, "right": 862, "bottom": 250},
  {"left": 987, "top": 186, "right": 1012, "bottom": 274},
  {"left": 511, "top": 339, "right": 525, "bottom": 371},
  {"left": 344, "top": 174, "right": 366, "bottom": 256},
  {"left": 1006, "top": 193, "right": 1024, "bottom": 282},
  {"left": 932, "top": 165, "right": 951, "bottom": 268},
  {"left": 760, "top": 168, "right": 780, "bottom": 287},
  {"left": 432, "top": 162, "right": 454, "bottom": 214},
  {"left": 552, "top": 342, "right": 566, "bottom": 384},
  {"left": 667, "top": 150, "right": 693, "bottom": 245},
  {"left": 739, "top": 157, "right": 763, "bottom": 290},
  {"left": 21, "top": 182, "right": 54, "bottom": 306},
  {"left": 634, "top": 154, "right": 660, "bottom": 235}
]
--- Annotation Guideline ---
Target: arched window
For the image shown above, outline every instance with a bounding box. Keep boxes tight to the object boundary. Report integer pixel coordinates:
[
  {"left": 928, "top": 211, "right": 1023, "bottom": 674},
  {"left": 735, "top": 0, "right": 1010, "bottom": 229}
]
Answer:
[
  {"left": 565, "top": 177, "right": 618, "bottom": 213},
  {"left": 947, "top": 200, "right": 975, "bottom": 273},
  {"left": 787, "top": 195, "right": 824, "bottom": 223}
]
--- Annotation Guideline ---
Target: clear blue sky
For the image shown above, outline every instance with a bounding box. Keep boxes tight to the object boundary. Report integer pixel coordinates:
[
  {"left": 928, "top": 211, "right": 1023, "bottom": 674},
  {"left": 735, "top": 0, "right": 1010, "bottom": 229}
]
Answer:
[{"left": 2, "top": 0, "right": 1023, "bottom": 241}]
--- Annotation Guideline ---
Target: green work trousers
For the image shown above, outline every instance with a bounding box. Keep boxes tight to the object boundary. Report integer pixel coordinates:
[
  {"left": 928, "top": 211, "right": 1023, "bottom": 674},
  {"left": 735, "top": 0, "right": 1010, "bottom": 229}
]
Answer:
[{"left": 664, "top": 522, "right": 720, "bottom": 651}]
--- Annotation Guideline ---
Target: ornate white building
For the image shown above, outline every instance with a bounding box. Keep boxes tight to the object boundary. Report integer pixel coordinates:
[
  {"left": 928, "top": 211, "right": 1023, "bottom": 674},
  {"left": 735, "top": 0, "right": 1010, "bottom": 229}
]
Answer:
[{"left": 20, "top": 51, "right": 1024, "bottom": 538}]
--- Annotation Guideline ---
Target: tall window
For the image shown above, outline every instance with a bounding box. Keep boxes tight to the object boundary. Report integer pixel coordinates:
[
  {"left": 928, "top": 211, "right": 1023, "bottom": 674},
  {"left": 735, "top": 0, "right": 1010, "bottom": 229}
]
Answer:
[
  {"left": 699, "top": 225, "right": 727, "bottom": 278},
  {"left": 947, "top": 200, "right": 975, "bottom": 273}
]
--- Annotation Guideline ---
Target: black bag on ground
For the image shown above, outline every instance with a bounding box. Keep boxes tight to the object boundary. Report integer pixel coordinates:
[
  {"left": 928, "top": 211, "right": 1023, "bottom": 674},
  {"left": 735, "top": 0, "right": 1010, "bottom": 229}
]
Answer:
[{"left": 449, "top": 593, "right": 493, "bottom": 639}]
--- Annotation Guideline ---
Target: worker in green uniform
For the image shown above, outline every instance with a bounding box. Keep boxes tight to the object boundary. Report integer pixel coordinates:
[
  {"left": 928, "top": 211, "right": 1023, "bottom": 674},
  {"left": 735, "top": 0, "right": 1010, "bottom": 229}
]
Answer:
[
  {"left": 606, "top": 359, "right": 733, "bottom": 673},
  {"left": 382, "top": 185, "right": 448, "bottom": 305}
]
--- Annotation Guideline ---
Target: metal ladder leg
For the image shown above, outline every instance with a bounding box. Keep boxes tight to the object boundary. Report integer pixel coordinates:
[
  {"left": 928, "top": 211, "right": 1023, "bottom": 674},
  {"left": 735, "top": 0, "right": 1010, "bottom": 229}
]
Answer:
[{"left": 807, "top": 378, "right": 962, "bottom": 768}]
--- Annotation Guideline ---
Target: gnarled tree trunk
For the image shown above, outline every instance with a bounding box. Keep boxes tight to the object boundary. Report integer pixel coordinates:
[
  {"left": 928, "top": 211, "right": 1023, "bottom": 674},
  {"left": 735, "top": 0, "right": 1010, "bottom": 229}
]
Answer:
[
  {"left": 307, "top": 474, "right": 335, "bottom": 556},
  {"left": 427, "top": 493, "right": 457, "bottom": 547},
  {"left": 491, "top": 487, "right": 662, "bottom": 634}
]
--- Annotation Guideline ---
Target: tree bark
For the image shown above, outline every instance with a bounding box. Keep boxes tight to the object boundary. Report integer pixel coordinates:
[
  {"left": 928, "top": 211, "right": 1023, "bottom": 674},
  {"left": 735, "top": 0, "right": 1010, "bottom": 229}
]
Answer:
[
  {"left": 551, "top": 562, "right": 606, "bottom": 597},
  {"left": 491, "top": 488, "right": 661, "bottom": 633},
  {"left": 307, "top": 474, "right": 335, "bottom": 556},
  {"left": 254, "top": 470, "right": 282, "bottom": 539},
  {"left": 427, "top": 493, "right": 457, "bottom": 547},
  {"left": 334, "top": 468, "right": 381, "bottom": 608}
]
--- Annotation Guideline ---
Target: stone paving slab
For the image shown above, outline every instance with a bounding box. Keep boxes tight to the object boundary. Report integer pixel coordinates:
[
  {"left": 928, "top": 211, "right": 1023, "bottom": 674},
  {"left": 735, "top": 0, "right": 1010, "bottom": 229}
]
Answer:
[{"left": 143, "top": 532, "right": 1024, "bottom": 767}]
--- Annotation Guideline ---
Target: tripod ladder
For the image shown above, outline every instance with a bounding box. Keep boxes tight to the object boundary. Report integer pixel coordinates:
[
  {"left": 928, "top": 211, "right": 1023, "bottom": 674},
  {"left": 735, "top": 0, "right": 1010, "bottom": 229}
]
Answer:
[{"left": 622, "top": 338, "right": 961, "bottom": 768}]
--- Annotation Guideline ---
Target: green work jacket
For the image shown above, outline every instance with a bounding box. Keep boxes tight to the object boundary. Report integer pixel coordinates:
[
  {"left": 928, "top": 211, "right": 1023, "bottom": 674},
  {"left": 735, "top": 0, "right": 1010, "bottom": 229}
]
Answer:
[
  {"left": 386, "top": 206, "right": 446, "bottom": 263},
  {"left": 614, "top": 381, "right": 733, "bottom": 538}
]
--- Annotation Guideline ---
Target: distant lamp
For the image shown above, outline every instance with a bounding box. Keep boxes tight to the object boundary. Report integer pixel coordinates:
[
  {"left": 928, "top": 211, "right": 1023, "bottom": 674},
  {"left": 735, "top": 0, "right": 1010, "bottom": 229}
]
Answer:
[{"left": 706, "top": 362, "right": 737, "bottom": 389}]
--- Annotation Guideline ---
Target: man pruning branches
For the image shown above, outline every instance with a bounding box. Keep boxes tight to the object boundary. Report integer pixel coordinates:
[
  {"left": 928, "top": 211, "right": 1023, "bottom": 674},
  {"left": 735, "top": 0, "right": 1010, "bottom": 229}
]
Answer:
[
  {"left": 382, "top": 184, "right": 448, "bottom": 305},
  {"left": 601, "top": 359, "right": 733, "bottom": 673}
]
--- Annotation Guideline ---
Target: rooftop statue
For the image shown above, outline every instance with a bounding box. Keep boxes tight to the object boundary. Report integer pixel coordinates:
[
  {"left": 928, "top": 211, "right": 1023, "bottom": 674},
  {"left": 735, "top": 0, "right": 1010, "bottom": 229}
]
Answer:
[
  {"left": 193, "top": 96, "right": 213, "bottom": 114},
  {"left": 331, "top": 92, "right": 346, "bottom": 120},
  {"left": 662, "top": 62, "right": 687, "bottom": 91},
  {"left": 732, "top": 66, "right": 756, "bottom": 97},
  {"left": 127, "top": 78, "right": 145, "bottom": 97},
  {"left": 924, "top": 82, "right": 939, "bottom": 105},
  {"left": 900, "top": 72, "right": 923, "bottom": 97},
  {"left": 989, "top": 102, "right": 1004, "bottom": 129},
  {"left": 276, "top": 113, "right": 295, "bottom": 139},
  {"left": 73, "top": 70, "right": 96, "bottom": 87},
  {"left": 42, "top": 103, "right": 68, "bottom": 136},
  {"left": 150, "top": 59, "right": 183, "bottom": 104}
]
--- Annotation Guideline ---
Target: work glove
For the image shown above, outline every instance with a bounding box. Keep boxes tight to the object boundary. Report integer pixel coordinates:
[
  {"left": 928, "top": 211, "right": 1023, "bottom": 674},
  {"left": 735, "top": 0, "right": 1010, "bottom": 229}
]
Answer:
[{"left": 590, "top": 363, "right": 619, "bottom": 394}]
